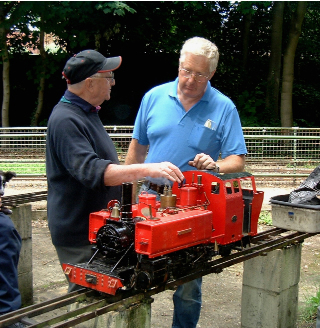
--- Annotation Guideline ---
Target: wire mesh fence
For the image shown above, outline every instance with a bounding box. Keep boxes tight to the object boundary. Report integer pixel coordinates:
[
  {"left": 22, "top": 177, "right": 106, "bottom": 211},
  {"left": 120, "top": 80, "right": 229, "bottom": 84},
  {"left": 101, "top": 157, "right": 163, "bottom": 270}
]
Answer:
[
  {"left": 0, "top": 126, "right": 319, "bottom": 177},
  {"left": 243, "top": 127, "right": 320, "bottom": 165}
]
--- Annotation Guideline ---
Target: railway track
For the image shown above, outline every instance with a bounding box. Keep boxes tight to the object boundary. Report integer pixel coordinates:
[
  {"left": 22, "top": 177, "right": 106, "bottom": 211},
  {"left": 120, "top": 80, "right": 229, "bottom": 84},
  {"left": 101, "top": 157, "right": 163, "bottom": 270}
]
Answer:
[
  {"left": 0, "top": 227, "right": 315, "bottom": 328},
  {"left": 6, "top": 165, "right": 310, "bottom": 188},
  {"left": 2, "top": 191, "right": 47, "bottom": 207}
]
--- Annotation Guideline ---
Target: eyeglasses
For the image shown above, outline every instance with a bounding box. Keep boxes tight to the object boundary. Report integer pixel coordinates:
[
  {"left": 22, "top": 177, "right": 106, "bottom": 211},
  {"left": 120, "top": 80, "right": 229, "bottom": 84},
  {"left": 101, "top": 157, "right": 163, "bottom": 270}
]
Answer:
[
  {"left": 90, "top": 73, "right": 115, "bottom": 83},
  {"left": 179, "top": 67, "right": 209, "bottom": 83}
]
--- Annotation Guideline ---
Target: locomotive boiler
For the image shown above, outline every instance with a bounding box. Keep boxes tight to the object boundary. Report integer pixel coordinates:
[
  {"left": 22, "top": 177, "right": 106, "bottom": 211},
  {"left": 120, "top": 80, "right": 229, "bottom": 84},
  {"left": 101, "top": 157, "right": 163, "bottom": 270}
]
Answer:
[{"left": 63, "top": 170, "right": 264, "bottom": 295}]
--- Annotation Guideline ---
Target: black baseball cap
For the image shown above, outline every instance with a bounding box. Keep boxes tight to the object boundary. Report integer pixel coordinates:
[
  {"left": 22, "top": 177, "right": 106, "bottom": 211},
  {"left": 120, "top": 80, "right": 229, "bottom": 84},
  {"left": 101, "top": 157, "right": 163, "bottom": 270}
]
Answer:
[{"left": 62, "top": 50, "right": 122, "bottom": 84}]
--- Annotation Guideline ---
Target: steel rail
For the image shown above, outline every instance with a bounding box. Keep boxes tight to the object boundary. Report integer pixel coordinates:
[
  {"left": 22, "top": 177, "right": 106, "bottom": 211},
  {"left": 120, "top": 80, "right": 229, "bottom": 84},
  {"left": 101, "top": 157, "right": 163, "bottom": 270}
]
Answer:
[
  {"left": 1, "top": 191, "right": 47, "bottom": 207},
  {"left": 0, "top": 289, "right": 94, "bottom": 327},
  {"left": 0, "top": 227, "right": 316, "bottom": 327}
]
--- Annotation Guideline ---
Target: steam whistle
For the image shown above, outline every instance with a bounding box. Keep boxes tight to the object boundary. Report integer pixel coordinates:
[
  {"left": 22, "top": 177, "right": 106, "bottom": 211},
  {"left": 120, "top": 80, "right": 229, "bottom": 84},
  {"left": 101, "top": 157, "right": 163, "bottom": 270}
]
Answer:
[{"left": 111, "top": 203, "right": 121, "bottom": 219}]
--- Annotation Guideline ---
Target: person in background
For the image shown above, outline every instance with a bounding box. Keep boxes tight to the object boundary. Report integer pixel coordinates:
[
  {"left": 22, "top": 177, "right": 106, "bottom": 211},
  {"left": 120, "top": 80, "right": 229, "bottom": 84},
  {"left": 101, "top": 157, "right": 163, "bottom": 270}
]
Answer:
[
  {"left": 125, "top": 37, "right": 247, "bottom": 328},
  {"left": 0, "top": 172, "right": 26, "bottom": 328},
  {"left": 46, "top": 50, "right": 184, "bottom": 292}
]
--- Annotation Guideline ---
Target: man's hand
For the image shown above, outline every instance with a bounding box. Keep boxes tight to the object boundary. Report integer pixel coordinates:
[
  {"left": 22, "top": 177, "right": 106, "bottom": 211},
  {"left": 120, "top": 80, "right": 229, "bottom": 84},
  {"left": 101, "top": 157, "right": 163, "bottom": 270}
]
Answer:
[
  {"left": 188, "top": 153, "right": 218, "bottom": 171},
  {"left": 146, "top": 162, "right": 184, "bottom": 183},
  {"left": 104, "top": 162, "right": 184, "bottom": 186}
]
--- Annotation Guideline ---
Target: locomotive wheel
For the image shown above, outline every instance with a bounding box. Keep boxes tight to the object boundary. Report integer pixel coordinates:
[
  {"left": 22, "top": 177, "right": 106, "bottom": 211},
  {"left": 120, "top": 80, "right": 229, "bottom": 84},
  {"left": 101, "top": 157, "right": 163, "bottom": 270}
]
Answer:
[
  {"left": 135, "top": 271, "right": 152, "bottom": 290},
  {"left": 219, "top": 246, "right": 232, "bottom": 257}
]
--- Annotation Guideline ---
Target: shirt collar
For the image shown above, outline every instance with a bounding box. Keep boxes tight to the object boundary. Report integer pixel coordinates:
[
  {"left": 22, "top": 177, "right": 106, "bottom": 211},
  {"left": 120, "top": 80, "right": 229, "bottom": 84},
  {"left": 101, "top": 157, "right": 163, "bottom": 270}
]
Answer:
[
  {"left": 63, "top": 90, "right": 100, "bottom": 113},
  {"left": 169, "top": 77, "right": 211, "bottom": 103}
]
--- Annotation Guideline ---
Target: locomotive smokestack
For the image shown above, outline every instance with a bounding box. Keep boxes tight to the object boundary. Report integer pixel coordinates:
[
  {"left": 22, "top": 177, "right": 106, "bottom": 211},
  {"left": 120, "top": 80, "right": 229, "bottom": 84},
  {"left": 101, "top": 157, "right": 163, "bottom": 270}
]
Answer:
[{"left": 121, "top": 182, "right": 133, "bottom": 221}]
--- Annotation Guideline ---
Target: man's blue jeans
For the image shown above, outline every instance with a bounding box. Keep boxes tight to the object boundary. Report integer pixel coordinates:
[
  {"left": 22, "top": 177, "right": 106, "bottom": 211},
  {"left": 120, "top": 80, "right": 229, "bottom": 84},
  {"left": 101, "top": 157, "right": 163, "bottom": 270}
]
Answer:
[
  {"left": 172, "top": 278, "right": 202, "bottom": 328},
  {"left": 138, "top": 184, "right": 202, "bottom": 328}
]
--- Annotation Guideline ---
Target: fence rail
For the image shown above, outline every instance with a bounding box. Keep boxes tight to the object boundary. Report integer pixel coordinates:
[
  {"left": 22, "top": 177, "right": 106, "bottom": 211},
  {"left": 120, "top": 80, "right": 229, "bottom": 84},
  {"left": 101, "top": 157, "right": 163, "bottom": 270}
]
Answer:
[{"left": 0, "top": 127, "right": 319, "bottom": 178}]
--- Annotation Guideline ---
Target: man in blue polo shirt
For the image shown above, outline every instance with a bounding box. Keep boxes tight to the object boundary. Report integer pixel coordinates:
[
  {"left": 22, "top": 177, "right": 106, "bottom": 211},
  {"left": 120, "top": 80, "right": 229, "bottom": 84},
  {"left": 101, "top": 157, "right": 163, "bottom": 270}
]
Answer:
[{"left": 125, "top": 37, "right": 247, "bottom": 328}]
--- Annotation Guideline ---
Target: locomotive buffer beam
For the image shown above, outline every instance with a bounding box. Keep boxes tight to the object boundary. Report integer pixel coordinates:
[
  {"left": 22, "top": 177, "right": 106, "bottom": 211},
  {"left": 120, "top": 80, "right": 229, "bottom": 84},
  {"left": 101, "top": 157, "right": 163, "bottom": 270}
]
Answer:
[{"left": 0, "top": 227, "right": 316, "bottom": 328}]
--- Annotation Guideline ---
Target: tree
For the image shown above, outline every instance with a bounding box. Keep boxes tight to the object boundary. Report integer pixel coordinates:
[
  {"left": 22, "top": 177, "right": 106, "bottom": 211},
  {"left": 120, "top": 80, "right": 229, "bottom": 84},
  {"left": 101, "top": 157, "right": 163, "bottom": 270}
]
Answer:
[
  {"left": 292, "top": 1, "right": 320, "bottom": 126},
  {"left": 265, "top": 1, "right": 284, "bottom": 124},
  {"left": 29, "top": 1, "right": 135, "bottom": 126},
  {"left": 0, "top": 3, "right": 11, "bottom": 127},
  {"left": 1, "top": 1, "right": 319, "bottom": 127},
  {"left": 280, "top": 1, "right": 308, "bottom": 127},
  {"left": 0, "top": 1, "right": 136, "bottom": 127},
  {"left": 238, "top": 1, "right": 254, "bottom": 73},
  {"left": 0, "top": 2, "right": 38, "bottom": 127},
  {"left": 31, "top": 29, "right": 46, "bottom": 127}
]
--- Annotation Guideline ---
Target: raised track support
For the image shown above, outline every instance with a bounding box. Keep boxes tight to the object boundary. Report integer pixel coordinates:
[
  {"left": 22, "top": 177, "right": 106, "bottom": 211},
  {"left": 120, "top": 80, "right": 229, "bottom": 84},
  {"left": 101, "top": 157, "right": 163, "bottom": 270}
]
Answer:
[
  {"left": 67, "top": 296, "right": 152, "bottom": 328},
  {"left": 241, "top": 243, "right": 302, "bottom": 328},
  {"left": 11, "top": 204, "right": 33, "bottom": 306}
]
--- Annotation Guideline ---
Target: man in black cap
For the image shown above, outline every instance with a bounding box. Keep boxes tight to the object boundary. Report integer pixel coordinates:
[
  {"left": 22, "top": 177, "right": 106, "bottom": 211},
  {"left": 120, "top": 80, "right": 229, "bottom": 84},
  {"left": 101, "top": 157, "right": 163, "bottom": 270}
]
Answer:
[{"left": 46, "top": 50, "right": 184, "bottom": 292}]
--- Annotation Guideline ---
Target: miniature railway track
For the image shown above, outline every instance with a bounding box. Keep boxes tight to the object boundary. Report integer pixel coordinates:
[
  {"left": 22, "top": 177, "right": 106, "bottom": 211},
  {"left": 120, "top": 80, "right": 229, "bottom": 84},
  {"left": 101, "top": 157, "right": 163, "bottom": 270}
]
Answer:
[
  {"left": 0, "top": 227, "right": 315, "bottom": 328},
  {"left": 6, "top": 164, "right": 308, "bottom": 188},
  {"left": 2, "top": 191, "right": 47, "bottom": 207}
]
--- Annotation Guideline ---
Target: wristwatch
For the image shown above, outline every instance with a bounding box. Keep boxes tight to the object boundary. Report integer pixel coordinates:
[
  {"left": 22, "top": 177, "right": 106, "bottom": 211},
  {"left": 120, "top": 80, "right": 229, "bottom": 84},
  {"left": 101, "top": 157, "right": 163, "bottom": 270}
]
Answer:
[{"left": 213, "top": 164, "right": 220, "bottom": 173}]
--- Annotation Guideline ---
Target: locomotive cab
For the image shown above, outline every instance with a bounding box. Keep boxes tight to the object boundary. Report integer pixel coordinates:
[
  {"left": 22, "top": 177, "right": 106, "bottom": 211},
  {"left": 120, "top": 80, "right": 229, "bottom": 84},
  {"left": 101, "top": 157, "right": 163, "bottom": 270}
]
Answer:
[{"left": 172, "top": 171, "right": 264, "bottom": 247}]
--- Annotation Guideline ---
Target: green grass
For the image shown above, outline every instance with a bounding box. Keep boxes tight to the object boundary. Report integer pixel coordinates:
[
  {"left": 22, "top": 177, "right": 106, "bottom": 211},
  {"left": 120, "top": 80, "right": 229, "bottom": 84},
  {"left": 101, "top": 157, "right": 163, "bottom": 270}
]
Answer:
[{"left": 0, "top": 163, "right": 46, "bottom": 175}]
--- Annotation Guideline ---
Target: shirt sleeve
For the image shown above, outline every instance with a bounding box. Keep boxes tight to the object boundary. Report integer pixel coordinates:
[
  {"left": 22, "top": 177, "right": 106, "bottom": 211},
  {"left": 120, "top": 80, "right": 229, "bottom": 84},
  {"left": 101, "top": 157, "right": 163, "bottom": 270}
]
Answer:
[
  {"left": 220, "top": 107, "right": 247, "bottom": 158},
  {"left": 48, "top": 115, "right": 111, "bottom": 191},
  {"left": 132, "top": 94, "right": 150, "bottom": 146}
]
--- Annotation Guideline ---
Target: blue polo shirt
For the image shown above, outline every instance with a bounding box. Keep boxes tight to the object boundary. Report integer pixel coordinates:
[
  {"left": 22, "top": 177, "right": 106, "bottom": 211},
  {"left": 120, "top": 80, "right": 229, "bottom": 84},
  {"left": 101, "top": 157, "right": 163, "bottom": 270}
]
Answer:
[{"left": 132, "top": 78, "right": 247, "bottom": 183}]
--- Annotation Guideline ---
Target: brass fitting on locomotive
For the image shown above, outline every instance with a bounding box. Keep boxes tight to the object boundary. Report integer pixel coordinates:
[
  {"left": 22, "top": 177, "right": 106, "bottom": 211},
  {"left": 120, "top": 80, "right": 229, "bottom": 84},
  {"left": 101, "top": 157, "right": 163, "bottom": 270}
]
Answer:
[{"left": 160, "top": 185, "right": 177, "bottom": 209}]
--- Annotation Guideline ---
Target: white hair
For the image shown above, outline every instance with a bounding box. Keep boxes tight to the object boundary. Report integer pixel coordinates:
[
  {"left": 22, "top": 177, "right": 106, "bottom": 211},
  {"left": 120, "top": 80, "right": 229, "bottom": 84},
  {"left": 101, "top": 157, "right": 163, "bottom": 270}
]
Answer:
[{"left": 179, "top": 37, "right": 219, "bottom": 73}]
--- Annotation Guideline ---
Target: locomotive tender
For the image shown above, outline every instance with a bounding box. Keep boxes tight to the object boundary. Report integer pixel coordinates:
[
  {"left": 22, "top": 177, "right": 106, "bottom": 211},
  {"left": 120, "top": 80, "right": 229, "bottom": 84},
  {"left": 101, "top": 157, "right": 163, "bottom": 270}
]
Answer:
[{"left": 63, "top": 170, "right": 264, "bottom": 295}]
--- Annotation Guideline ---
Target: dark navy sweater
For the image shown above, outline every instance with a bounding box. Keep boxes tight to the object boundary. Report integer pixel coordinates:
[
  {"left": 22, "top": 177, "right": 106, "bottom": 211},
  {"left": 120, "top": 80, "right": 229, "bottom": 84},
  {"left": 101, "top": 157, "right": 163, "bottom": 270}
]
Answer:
[{"left": 46, "top": 91, "right": 121, "bottom": 247}]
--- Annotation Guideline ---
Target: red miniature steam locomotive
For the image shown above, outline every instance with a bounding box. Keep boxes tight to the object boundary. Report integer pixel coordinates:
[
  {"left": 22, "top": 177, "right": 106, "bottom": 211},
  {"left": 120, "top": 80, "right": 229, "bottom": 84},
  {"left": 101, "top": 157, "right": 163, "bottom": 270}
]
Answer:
[{"left": 63, "top": 170, "right": 264, "bottom": 295}]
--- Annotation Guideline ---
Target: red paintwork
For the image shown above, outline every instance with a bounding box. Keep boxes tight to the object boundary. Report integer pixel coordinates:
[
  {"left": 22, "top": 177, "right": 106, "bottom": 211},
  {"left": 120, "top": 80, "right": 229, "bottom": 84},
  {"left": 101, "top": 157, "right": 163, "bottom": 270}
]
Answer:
[
  {"left": 88, "top": 171, "right": 264, "bottom": 249},
  {"left": 135, "top": 209, "right": 213, "bottom": 257},
  {"left": 62, "top": 263, "right": 124, "bottom": 296},
  {"left": 65, "top": 170, "right": 264, "bottom": 295},
  {"left": 172, "top": 171, "right": 264, "bottom": 245}
]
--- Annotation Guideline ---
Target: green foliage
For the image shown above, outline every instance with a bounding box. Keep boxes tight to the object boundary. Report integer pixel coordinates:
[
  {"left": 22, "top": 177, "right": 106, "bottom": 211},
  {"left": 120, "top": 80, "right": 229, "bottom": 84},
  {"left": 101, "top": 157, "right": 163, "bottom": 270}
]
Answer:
[
  {"left": 2, "top": 1, "right": 320, "bottom": 127},
  {"left": 236, "top": 1, "right": 273, "bottom": 15},
  {"left": 258, "top": 211, "right": 273, "bottom": 226},
  {"left": 237, "top": 86, "right": 266, "bottom": 127},
  {"left": 293, "top": 83, "right": 320, "bottom": 127},
  {"left": 96, "top": 2, "right": 136, "bottom": 15},
  {"left": 298, "top": 287, "right": 320, "bottom": 323},
  {"left": 113, "top": 142, "right": 122, "bottom": 154}
]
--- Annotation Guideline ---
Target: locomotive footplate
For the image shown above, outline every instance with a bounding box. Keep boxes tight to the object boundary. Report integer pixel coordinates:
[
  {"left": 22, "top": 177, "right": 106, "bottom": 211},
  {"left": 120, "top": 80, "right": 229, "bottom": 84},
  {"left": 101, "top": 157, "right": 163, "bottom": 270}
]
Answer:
[{"left": 62, "top": 260, "right": 135, "bottom": 296}]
